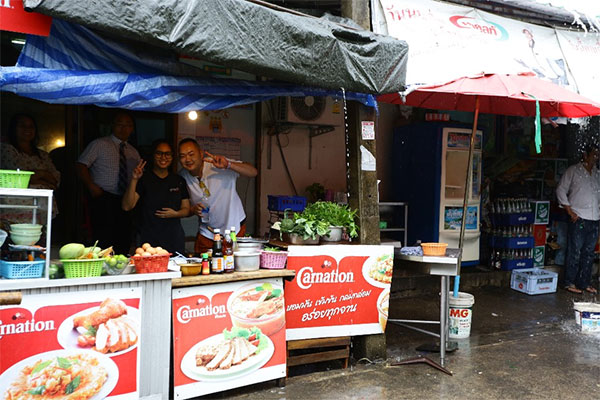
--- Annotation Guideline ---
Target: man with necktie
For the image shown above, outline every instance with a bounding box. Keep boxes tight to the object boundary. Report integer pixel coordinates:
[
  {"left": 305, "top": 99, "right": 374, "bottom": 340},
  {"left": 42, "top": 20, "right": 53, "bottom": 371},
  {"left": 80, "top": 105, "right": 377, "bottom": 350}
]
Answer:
[{"left": 76, "top": 112, "right": 141, "bottom": 253}]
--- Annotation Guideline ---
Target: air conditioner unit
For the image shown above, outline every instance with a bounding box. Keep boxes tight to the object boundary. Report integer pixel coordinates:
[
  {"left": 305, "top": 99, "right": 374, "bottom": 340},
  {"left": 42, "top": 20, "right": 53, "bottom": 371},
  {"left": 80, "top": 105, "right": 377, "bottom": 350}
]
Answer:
[{"left": 276, "top": 96, "right": 343, "bottom": 126}]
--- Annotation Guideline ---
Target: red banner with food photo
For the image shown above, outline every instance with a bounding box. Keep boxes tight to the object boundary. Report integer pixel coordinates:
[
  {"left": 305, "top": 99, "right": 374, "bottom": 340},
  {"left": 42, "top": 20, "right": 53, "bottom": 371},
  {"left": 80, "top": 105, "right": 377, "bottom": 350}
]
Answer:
[
  {"left": 172, "top": 279, "right": 286, "bottom": 399},
  {"left": 285, "top": 245, "right": 393, "bottom": 340},
  {"left": 0, "top": 288, "right": 141, "bottom": 399}
]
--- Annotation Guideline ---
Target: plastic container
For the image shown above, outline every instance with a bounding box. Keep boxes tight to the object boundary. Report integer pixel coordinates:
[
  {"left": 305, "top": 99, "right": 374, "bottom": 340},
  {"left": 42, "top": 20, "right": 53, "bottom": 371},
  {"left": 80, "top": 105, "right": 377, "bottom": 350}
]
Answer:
[
  {"left": 10, "top": 224, "right": 43, "bottom": 233},
  {"left": 234, "top": 251, "right": 260, "bottom": 271},
  {"left": 103, "top": 256, "right": 131, "bottom": 275},
  {"left": 0, "top": 259, "right": 45, "bottom": 279},
  {"left": 0, "top": 170, "right": 34, "bottom": 188},
  {"left": 132, "top": 253, "right": 170, "bottom": 273},
  {"left": 267, "top": 195, "right": 306, "bottom": 212},
  {"left": 421, "top": 242, "right": 448, "bottom": 256},
  {"left": 61, "top": 258, "right": 105, "bottom": 278},
  {"left": 573, "top": 302, "right": 600, "bottom": 333},
  {"left": 260, "top": 250, "right": 288, "bottom": 269},
  {"left": 9, "top": 231, "right": 42, "bottom": 246},
  {"left": 510, "top": 267, "right": 558, "bottom": 295},
  {"left": 448, "top": 292, "right": 475, "bottom": 339}
]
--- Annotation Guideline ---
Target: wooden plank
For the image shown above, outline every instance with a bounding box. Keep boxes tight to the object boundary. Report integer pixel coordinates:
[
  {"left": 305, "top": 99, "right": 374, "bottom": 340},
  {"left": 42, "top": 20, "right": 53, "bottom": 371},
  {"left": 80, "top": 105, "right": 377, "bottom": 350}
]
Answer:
[
  {"left": 0, "top": 291, "right": 22, "bottom": 306},
  {"left": 287, "top": 337, "right": 350, "bottom": 350},
  {"left": 287, "top": 348, "right": 349, "bottom": 367},
  {"left": 172, "top": 269, "right": 296, "bottom": 287}
]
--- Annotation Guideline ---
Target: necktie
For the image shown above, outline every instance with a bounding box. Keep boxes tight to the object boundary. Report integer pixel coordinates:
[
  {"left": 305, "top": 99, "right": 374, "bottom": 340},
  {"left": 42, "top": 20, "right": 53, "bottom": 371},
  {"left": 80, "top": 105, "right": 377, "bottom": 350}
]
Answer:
[{"left": 118, "top": 142, "right": 127, "bottom": 194}]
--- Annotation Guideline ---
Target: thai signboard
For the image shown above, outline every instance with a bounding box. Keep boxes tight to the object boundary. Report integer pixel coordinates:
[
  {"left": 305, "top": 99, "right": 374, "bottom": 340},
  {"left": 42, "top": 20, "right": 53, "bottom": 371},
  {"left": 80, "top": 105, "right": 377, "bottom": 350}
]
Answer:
[
  {"left": 172, "top": 279, "right": 286, "bottom": 399},
  {"left": 285, "top": 245, "right": 393, "bottom": 340},
  {"left": 0, "top": 288, "right": 142, "bottom": 399}
]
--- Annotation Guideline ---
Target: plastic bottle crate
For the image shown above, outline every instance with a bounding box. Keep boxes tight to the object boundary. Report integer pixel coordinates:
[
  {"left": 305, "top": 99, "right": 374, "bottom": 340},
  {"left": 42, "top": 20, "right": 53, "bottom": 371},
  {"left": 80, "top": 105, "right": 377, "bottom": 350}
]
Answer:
[
  {"left": 510, "top": 267, "right": 558, "bottom": 295},
  {"left": 490, "top": 236, "right": 534, "bottom": 249},
  {"left": 267, "top": 195, "right": 306, "bottom": 212},
  {"left": 501, "top": 258, "right": 533, "bottom": 271}
]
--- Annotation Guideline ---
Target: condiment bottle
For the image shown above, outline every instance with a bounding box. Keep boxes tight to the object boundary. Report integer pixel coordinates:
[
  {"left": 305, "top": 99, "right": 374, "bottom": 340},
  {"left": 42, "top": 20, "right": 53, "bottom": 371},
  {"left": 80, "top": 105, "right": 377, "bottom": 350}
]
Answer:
[
  {"left": 201, "top": 253, "right": 210, "bottom": 275},
  {"left": 224, "top": 229, "right": 234, "bottom": 273},
  {"left": 211, "top": 229, "right": 224, "bottom": 274}
]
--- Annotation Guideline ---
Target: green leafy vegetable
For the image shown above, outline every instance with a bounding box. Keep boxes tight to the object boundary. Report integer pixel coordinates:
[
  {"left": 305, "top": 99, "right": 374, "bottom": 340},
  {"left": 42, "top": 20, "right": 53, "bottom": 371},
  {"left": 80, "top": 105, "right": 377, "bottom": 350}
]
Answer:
[
  {"left": 266, "top": 288, "right": 282, "bottom": 300},
  {"left": 263, "top": 246, "right": 281, "bottom": 252},
  {"left": 30, "top": 360, "right": 52, "bottom": 375},
  {"left": 85, "top": 325, "right": 97, "bottom": 336},
  {"left": 222, "top": 327, "right": 268, "bottom": 354},
  {"left": 57, "top": 357, "right": 72, "bottom": 369},
  {"left": 27, "top": 385, "right": 46, "bottom": 395},
  {"left": 64, "top": 375, "right": 81, "bottom": 395}
]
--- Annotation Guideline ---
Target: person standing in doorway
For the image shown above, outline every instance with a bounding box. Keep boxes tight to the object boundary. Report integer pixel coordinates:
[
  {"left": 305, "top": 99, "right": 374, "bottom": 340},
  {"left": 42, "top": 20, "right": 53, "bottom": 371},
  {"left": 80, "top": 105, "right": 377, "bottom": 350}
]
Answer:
[
  {"left": 556, "top": 145, "right": 600, "bottom": 294},
  {"left": 76, "top": 112, "right": 141, "bottom": 254},
  {"left": 178, "top": 138, "right": 257, "bottom": 254}
]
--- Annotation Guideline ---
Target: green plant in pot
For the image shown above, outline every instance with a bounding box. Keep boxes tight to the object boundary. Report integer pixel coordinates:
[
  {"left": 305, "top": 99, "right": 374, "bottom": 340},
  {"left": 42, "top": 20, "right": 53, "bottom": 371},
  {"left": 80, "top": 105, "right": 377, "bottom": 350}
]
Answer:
[
  {"left": 279, "top": 209, "right": 329, "bottom": 244},
  {"left": 301, "top": 201, "right": 358, "bottom": 241}
]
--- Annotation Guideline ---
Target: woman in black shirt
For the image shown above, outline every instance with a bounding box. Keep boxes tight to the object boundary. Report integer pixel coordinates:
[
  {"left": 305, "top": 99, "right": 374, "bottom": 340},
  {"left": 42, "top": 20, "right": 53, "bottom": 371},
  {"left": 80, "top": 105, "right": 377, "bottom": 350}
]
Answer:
[{"left": 122, "top": 139, "right": 190, "bottom": 254}]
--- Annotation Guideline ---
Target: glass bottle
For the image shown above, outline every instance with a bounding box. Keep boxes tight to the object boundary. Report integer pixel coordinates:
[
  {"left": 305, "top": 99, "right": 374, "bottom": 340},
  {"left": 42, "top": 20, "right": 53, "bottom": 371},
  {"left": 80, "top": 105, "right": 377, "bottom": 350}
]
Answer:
[
  {"left": 201, "top": 253, "right": 210, "bottom": 275},
  {"left": 211, "top": 229, "right": 224, "bottom": 274},
  {"left": 224, "top": 229, "right": 234, "bottom": 273}
]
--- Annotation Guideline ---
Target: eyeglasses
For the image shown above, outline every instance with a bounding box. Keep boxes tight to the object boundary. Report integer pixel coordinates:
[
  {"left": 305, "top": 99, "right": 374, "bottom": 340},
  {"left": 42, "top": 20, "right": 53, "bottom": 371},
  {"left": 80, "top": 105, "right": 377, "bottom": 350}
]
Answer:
[
  {"left": 155, "top": 151, "right": 173, "bottom": 158},
  {"left": 198, "top": 180, "right": 211, "bottom": 197}
]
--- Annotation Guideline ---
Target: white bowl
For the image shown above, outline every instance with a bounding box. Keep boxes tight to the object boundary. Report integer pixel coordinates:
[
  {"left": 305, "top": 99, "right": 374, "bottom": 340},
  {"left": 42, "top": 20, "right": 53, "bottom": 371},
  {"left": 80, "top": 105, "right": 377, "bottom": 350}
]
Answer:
[
  {"left": 10, "top": 224, "right": 43, "bottom": 233},
  {"left": 10, "top": 231, "right": 41, "bottom": 246}
]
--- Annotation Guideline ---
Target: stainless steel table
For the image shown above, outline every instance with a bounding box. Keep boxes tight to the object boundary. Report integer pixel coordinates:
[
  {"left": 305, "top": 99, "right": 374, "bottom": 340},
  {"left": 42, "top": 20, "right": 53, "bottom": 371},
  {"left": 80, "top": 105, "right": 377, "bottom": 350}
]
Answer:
[{"left": 390, "top": 249, "right": 460, "bottom": 372}]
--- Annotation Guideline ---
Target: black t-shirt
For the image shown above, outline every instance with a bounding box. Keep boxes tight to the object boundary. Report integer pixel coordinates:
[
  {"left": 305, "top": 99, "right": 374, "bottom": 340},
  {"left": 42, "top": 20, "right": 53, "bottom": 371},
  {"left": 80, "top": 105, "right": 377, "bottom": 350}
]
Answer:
[{"left": 135, "top": 171, "right": 189, "bottom": 254}]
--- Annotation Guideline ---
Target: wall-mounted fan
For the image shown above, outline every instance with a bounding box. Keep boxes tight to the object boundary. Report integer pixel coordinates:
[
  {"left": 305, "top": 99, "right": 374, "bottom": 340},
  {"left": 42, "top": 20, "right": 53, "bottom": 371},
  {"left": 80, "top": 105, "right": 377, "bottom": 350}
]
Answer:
[{"left": 290, "top": 96, "right": 326, "bottom": 121}]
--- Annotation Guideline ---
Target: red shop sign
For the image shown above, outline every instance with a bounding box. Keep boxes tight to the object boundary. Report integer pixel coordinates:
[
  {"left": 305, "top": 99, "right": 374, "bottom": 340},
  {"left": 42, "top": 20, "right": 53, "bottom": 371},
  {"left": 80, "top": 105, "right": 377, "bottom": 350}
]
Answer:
[{"left": 1, "top": 0, "right": 52, "bottom": 36}]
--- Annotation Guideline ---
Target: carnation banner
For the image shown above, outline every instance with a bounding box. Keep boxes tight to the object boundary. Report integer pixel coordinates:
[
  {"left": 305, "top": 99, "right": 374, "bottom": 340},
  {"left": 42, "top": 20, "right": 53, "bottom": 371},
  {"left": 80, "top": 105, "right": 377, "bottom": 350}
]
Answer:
[
  {"left": 372, "top": 0, "right": 578, "bottom": 93},
  {"left": 0, "top": 288, "right": 141, "bottom": 399},
  {"left": 285, "top": 245, "right": 394, "bottom": 341},
  {"left": 172, "top": 279, "right": 286, "bottom": 399}
]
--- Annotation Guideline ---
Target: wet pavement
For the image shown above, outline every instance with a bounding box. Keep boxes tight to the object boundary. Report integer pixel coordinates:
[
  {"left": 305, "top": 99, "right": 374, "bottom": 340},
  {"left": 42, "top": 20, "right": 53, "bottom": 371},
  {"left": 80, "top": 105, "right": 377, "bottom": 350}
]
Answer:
[{"left": 202, "top": 285, "right": 600, "bottom": 400}]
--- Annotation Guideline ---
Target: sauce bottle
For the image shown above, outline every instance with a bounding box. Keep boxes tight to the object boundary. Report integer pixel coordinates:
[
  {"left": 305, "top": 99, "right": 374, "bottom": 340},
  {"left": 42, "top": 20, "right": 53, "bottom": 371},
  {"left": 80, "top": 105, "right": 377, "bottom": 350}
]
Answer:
[
  {"left": 201, "top": 253, "right": 210, "bottom": 275},
  {"left": 211, "top": 229, "right": 224, "bottom": 274},
  {"left": 224, "top": 229, "right": 234, "bottom": 273}
]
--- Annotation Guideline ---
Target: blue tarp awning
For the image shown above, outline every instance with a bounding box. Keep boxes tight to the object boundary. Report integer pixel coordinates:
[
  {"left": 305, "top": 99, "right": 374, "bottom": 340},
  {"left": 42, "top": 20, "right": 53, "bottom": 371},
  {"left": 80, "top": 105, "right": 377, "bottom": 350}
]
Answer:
[{"left": 0, "top": 20, "right": 376, "bottom": 113}]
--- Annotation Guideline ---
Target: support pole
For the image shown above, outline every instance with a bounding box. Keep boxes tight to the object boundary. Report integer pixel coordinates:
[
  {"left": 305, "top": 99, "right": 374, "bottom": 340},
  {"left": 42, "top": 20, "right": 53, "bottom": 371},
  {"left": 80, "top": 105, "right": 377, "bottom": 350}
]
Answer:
[{"left": 456, "top": 96, "right": 480, "bottom": 295}]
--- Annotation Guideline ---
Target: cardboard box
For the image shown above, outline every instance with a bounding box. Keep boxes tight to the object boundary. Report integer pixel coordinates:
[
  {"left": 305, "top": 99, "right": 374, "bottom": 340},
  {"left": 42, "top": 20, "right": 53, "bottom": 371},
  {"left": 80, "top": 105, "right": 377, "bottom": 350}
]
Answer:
[
  {"left": 530, "top": 201, "right": 550, "bottom": 225},
  {"left": 510, "top": 267, "right": 558, "bottom": 295},
  {"left": 533, "top": 224, "right": 546, "bottom": 246},
  {"left": 533, "top": 245, "right": 545, "bottom": 267}
]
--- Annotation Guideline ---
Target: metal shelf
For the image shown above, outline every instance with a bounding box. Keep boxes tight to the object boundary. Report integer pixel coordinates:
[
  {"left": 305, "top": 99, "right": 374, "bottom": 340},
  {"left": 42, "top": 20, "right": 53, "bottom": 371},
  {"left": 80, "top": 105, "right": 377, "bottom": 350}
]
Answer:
[
  {"left": 380, "top": 228, "right": 406, "bottom": 232},
  {"left": 0, "top": 188, "right": 53, "bottom": 282}
]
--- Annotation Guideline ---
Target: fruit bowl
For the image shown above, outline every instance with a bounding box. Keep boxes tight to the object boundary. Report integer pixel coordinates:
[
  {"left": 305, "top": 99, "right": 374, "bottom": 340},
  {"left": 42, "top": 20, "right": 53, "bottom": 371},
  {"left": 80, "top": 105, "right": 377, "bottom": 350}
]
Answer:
[{"left": 103, "top": 254, "right": 131, "bottom": 275}]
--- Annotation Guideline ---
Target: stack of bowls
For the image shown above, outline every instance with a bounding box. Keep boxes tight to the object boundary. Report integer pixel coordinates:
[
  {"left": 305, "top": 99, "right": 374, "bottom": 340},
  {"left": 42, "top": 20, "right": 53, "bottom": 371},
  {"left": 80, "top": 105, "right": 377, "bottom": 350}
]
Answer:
[{"left": 10, "top": 224, "right": 42, "bottom": 246}]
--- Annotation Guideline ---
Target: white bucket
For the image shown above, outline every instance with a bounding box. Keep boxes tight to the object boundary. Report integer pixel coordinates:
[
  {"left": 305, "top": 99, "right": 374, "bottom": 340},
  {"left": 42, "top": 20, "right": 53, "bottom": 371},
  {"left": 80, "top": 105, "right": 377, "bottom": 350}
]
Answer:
[{"left": 448, "top": 292, "right": 475, "bottom": 339}]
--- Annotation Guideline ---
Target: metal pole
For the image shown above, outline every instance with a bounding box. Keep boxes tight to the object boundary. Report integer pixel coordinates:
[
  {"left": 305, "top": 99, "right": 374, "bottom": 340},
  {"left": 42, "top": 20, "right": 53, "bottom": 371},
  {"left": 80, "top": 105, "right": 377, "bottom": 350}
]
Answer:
[
  {"left": 440, "top": 275, "right": 448, "bottom": 366},
  {"left": 456, "top": 96, "right": 480, "bottom": 283}
]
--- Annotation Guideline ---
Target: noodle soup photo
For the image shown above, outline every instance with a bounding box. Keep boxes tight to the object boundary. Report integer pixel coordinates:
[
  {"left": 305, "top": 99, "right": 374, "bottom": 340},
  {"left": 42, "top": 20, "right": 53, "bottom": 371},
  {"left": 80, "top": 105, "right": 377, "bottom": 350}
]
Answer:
[
  {"left": 377, "top": 289, "right": 390, "bottom": 332},
  {"left": 226, "top": 282, "right": 285, "bottom": 337}
]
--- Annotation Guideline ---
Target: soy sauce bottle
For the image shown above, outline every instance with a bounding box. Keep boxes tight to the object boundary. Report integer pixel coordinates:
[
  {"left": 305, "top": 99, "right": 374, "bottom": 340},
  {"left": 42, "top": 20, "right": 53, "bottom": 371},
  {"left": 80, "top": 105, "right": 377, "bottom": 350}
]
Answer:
[{"left": 211, "top": 229, "right": 224, "bottom": 274}]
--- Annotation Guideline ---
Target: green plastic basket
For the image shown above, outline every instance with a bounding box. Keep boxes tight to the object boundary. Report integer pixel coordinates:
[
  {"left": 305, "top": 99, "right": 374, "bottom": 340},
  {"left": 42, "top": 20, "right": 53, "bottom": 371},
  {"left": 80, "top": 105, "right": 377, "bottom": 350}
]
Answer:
[
  {"left": 61, "top": 258, "right": 105, "bottom": 278},
  {"left": 0, "top": 170, "right": 34, "bottom": 188}
]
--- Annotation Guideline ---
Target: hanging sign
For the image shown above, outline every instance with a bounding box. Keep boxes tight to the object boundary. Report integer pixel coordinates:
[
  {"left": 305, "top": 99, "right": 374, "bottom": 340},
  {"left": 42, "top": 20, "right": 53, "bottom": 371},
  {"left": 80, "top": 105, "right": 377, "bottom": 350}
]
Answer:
[
  {"left": 0, "top": 1, "right": 52, "bottom": 36},
  {"left": 361, "top": 121, "right": 375, "bottom": 140}
]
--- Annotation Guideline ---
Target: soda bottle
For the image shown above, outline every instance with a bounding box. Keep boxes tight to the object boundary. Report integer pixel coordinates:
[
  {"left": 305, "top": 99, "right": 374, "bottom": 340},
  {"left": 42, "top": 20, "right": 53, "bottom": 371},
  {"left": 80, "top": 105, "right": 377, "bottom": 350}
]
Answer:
[
  {"left": 224, "top": 229, "right": 234, "bottom": 273},
  {"left": 201, "top": 253, "right": 210, "bottom": 275},
  {"left": 211, "top": 229, "right": 224, "bottom": 274}
]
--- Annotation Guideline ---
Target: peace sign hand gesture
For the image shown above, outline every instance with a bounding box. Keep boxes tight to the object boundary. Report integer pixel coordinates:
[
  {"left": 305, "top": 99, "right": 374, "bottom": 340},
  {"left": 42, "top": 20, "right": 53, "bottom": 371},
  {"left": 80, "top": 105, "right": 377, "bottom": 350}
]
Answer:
[{"left": 132, "top": 160, "right": 146, "bottom": 180}]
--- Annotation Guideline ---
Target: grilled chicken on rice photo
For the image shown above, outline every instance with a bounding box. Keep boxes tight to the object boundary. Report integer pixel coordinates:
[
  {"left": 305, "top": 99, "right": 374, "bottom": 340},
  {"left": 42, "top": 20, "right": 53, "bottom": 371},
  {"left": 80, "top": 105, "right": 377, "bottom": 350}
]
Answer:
[
  {"left": 73, "top": 298, "right": 138, "bottom": 354},
  {"left": 194, "top": 327, "right": 267, "bottom": 372}
]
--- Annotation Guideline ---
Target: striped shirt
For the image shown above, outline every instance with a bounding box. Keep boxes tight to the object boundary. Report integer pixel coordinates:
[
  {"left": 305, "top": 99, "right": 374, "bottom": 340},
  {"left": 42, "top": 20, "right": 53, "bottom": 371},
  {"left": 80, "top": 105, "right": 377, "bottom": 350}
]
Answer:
[{"left": 78, "top": 135, "right": 140, "bottom": 195}]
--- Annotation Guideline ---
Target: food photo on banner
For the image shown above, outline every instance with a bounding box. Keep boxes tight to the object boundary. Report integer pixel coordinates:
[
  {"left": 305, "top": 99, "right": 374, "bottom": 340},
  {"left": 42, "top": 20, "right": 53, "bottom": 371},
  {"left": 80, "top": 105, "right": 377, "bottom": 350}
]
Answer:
[
  {"left": 285, "top": 245, "right": 394, "bottom": 340},
  {"left": 172, "top": 278, "right": 286, "bottom": 399},
  {"left": 0, "top": 288, "right": 142, "bottom": 399}
]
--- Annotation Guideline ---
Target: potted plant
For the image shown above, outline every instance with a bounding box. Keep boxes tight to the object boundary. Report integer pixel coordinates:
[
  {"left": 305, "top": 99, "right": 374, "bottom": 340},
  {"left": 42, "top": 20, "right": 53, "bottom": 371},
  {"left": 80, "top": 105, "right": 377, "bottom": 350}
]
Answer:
[
  {"left": 301, "top": 201, "right": 358, "bottom": 242},
  {"left": 279, "top": 210, "right": 330, "bottom": 244}
]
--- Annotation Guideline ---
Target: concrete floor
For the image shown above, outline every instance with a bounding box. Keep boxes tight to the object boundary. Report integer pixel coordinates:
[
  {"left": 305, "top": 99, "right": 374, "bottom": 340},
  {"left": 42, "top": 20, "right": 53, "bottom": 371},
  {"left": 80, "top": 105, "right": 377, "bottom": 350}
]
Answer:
[{"left": 202, "top": 285, "right": 600, "bottom": 400}]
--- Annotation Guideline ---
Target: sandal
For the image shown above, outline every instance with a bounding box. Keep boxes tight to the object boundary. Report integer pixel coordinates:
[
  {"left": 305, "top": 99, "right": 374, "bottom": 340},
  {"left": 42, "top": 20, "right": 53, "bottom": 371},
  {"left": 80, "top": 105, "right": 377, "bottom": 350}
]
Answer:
[
  {"left": 565, "top": 285, "right": 583, "bottom": 294},
  {"left": 585, "top": 287, "right": 598, "bottom": 294}
]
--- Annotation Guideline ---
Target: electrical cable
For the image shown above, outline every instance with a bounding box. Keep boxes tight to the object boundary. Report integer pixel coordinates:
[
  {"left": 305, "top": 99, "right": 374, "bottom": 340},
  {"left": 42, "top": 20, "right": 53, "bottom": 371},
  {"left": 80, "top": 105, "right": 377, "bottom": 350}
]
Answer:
[{"left": 276, "top": 132, "right": 298, "bottom": 195}]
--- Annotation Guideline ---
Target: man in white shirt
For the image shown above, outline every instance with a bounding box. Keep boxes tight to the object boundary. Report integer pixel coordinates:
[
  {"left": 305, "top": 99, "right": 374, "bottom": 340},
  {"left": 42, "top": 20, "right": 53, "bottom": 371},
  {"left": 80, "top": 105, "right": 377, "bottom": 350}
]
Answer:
[
  {"left": 178, "top": 138, "right": 257, "bottom": 254},
  {"left": 76, "top": 112, "right": 141, "bottom": 253},
  {"left": 556, "top": 145, "right": 600, "bottom": 294}
]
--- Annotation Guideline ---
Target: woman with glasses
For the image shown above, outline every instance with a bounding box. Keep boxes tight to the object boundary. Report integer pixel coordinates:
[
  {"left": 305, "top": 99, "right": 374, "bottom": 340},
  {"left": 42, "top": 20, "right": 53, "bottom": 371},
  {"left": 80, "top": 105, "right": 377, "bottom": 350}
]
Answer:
[{"left": 122, "top": 139, "right": 190, "bottom": 254}]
